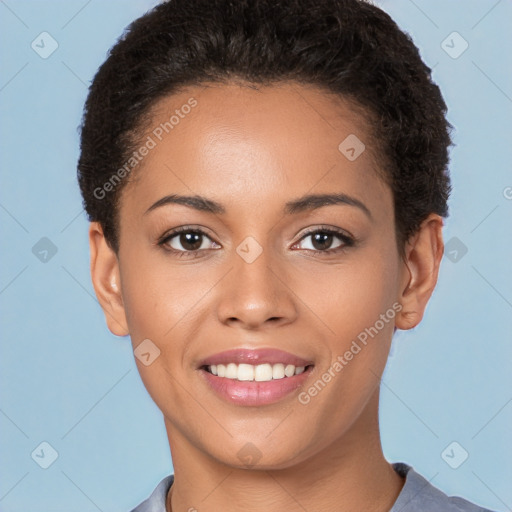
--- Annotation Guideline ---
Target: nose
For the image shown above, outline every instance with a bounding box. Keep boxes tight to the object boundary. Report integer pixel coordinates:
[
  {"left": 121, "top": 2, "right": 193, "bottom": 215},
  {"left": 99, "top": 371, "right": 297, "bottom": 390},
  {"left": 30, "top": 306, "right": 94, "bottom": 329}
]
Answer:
[{"left": 216, "top": 244, "right": 298, "bottom": 330}]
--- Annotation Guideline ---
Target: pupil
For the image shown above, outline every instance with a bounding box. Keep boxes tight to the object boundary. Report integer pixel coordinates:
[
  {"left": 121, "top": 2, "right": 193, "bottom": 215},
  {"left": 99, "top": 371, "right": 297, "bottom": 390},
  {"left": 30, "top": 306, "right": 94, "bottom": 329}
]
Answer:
[
  {"left": 181, "top": 232, "right": 202, "bottom": 250},
  {"left": 312, "top": 233, "right": 332, "bottom": 251}
]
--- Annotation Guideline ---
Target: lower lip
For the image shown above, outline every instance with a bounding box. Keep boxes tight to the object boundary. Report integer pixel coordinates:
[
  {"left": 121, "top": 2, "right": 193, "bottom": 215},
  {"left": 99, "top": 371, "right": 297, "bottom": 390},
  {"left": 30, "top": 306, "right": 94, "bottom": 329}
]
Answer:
[{"left": 200, "top": 367, "right": 313, "bottom": 406}]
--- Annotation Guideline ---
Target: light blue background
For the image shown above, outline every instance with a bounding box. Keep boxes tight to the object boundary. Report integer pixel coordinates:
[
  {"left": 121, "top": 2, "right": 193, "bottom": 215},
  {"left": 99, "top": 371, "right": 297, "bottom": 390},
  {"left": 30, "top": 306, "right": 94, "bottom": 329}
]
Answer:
[{"left": 1, "top": 1, "right": 511, "bottom": 511}]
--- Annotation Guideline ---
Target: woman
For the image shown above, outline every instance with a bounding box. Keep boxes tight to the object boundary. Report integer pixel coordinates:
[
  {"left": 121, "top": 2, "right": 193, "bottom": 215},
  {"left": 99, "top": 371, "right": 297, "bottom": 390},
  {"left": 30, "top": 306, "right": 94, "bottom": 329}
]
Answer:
[{"left": 77, "top": 0, "right": 496, "bottom": 510}]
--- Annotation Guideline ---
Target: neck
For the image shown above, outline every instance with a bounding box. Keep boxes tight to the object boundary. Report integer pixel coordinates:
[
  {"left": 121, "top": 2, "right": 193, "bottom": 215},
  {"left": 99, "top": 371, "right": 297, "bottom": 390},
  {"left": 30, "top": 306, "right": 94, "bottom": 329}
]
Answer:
[{"left": 165, "top": 389, "right": 404, "bottom": 512}]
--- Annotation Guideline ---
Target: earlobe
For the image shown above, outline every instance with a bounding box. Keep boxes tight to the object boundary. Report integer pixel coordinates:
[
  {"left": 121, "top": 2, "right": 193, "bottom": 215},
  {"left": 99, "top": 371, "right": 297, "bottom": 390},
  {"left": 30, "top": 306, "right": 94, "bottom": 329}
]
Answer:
[
  {"left": 89, "top": 222, "right": 130, "bottom": 337},
  {"left": 395, "top": 214, "right": 444, "bottom": 331}
]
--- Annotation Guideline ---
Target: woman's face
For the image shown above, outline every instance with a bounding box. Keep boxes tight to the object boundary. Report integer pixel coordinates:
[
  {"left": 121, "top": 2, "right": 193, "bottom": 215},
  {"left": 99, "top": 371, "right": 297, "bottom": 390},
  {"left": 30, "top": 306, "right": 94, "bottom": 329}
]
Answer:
[{"left": 110, "top": 82, "right": 411, "bottom": 468}]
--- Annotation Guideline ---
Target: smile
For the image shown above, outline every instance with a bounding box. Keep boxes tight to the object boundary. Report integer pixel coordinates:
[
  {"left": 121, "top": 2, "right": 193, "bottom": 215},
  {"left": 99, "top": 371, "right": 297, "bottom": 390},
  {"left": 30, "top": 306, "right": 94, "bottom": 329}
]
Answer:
[
  {"left": 198, "top": 347, "right": 315, "bottom": 405},
  {"left": 205, "top": 363, "right": 310, "bottom": 381}
]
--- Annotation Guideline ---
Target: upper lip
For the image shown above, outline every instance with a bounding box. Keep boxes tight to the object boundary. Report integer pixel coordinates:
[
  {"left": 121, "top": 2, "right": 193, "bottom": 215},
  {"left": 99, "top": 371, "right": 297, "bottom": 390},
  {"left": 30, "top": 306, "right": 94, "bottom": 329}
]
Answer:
[{"left": 198, "top": 348, "right": 313, "bottom": 368}]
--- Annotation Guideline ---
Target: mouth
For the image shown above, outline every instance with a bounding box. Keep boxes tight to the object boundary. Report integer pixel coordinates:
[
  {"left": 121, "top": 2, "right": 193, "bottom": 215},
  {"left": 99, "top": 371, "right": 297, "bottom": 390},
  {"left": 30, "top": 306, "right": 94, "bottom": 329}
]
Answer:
[
  {"left": 197, "top": 348, "right": 315, "bottom": 406},
  {"left": 202, "top": 362, "right": 313, "bottom": 381}
]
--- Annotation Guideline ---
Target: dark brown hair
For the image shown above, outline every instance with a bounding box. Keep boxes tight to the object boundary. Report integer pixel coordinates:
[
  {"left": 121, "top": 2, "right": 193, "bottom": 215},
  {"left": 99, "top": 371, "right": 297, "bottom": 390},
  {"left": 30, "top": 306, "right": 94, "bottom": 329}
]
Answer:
[{"left": 77, "top": 0, "right": 453, "bottom": 253}]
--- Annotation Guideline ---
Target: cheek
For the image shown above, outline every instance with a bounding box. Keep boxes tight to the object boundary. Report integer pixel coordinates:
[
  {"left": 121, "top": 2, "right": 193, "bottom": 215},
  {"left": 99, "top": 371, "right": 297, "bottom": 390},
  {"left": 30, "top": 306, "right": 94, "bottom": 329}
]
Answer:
[
  {"left": 299, "top": 244, "right": 400, "bottom": 346},
  {"left": 118, "top": 253, "right": 198, "bottom": 412},
  {"left": 119, "top": 248, "right": 191, "bottom": 337},
  {"left": 293, "top": 246, "right": 400, "bottom": 436}
]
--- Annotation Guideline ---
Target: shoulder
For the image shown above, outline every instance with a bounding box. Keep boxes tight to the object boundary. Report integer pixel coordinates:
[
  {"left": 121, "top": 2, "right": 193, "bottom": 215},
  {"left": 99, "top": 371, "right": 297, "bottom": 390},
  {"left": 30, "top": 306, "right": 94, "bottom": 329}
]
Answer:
[
  {"left": 129, "top": 474, "right": 174, "bottom": 512},
  {"left": 129, "top": 466, "right": 496, "bottom": 512},
  {"left": 390, "top": 463, "right": 496, "bottom": 512}
]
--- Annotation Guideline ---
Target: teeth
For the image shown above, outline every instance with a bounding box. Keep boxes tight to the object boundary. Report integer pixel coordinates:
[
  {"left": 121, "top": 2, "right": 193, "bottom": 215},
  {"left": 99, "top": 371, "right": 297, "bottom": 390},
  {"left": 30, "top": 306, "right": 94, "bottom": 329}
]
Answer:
[
  {"left": 272, "top": 363, "right": 285, "bottom": 379},
  {"left": 238, "top": 364, "right": 255, "bottom": 381},
  {"left": 225, "top": 363, "right": 238, "bottom": 379},
  {"left": 254, "top": 363, "right": 272, "bottom": 382},
  {"left": 284, "top": 364, "right": 295, "bottom": 377},
  {"left": 206, "top": 363, "right": 309, "bottom": 381}
]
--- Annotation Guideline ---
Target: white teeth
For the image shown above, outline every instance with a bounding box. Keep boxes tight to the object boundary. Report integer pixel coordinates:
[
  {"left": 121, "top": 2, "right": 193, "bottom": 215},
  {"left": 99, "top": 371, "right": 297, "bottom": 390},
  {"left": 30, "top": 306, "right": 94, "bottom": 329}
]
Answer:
[
  {"left": 272, "top": 363, "right": 285, "bottom": 379},
  {"left": 254, "top": 364, "right": 273, "bottom": 382},
  {"left": 237, "top": 364, "right": 254, "bottom": 381},
  {"left": 225, "top": 363, "right": 238, "bottom": 379},
  {"left": 207, "top": 363, "right": 309, "bottom": 381},
  {"left": 284, "top": 364, "right": 295, "bottom": 377}
]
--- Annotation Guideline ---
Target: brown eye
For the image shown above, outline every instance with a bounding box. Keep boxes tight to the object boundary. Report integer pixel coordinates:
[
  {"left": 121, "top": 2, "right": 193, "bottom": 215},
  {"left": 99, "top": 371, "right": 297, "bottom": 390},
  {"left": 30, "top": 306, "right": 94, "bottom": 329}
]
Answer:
[
  {"left": 163, "top": 230, "right": 209, "bottom": 252},
  {"left": 158, "top": 227, "right": 220, "bottom": 256},
  {"left": 173, "top": 232, "right": 204, "bottom": 251},
  {"left": 294, "top": 227, "right": 355, "bottom": 254},
  {"left": 309, "top": 232, "right": 338, "bottom": 251}
]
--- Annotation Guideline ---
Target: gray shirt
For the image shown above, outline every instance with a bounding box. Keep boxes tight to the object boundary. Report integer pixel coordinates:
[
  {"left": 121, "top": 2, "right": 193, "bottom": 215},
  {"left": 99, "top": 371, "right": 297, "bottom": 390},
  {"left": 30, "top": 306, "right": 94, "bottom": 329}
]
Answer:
[{"left": 130, "top": 462, "right": 495, "bottom": 511}]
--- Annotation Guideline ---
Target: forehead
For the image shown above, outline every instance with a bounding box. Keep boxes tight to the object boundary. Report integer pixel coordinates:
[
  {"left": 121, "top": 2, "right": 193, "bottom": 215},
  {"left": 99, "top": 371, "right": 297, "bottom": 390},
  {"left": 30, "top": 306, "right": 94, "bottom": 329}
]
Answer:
[{"left": 120, "top": 82, "right": 391, "bottom": 219}]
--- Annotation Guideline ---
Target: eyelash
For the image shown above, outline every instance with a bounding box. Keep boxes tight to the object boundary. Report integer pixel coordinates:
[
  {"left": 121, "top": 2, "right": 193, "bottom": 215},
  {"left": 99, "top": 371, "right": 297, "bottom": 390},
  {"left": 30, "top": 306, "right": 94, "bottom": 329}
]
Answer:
[{"left": 157, "top": 225, "right": 356, "bottom": 259}]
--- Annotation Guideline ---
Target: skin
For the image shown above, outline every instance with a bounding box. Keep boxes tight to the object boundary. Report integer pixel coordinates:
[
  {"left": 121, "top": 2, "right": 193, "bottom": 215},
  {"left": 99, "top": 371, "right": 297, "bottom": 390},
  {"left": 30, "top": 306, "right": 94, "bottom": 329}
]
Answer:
[{"left": 89, "top": 82, "right": 444, "bottom": 512}]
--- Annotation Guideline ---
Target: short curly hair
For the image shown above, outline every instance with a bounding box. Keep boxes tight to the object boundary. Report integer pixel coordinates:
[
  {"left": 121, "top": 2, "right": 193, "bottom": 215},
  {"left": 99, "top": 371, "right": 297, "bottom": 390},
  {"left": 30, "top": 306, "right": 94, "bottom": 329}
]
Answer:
[{"left": 77, "top": 0, "right": 453, "bottom": 254}]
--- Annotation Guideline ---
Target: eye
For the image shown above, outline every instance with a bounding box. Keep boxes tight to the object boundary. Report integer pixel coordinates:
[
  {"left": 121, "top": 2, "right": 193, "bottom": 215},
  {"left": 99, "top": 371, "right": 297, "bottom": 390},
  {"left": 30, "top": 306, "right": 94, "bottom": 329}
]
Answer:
[
  {"left": 157, "top": 225, "right": 355, "bottom": 258},
  {"left": 293, "top": 226, "right": 355, "bottom": 254},
  {"left": 158, "top": 226, "right": 220, "bottom": 256}
]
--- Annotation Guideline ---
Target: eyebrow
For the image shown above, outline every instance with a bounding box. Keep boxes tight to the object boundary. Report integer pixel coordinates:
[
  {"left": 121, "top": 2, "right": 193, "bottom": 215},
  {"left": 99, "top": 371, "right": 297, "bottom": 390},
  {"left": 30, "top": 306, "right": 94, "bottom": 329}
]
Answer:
[{"left": 144, "top": 192, "right": 372, "bottom": 219}]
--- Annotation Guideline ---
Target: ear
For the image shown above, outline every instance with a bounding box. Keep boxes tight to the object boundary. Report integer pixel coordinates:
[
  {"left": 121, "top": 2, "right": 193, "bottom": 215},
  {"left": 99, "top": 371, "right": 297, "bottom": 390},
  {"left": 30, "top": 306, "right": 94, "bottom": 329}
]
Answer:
[
  {"left": 89, "top": 222, "right": 129, "bottom": 336},
  {"left": 395, "top": 213, "right": 444, "bottom": 331}
]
